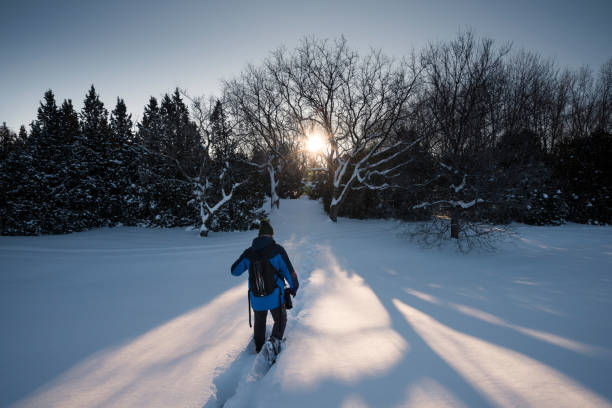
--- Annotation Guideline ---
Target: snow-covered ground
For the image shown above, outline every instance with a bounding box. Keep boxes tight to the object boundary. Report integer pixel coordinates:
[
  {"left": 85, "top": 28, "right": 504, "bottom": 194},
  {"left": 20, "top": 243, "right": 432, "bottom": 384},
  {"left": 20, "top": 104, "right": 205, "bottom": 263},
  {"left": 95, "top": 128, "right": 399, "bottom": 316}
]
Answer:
[{"left": 1, "top": 197, "right": 612, "bottom": 407}]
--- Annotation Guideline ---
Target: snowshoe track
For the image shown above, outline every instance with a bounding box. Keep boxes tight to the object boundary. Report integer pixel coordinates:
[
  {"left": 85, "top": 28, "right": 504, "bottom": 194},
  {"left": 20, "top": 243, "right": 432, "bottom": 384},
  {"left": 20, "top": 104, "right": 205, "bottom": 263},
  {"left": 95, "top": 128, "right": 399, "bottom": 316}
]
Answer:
[{"left": 204, "top": 235, "right": 319, "bottom": 408}]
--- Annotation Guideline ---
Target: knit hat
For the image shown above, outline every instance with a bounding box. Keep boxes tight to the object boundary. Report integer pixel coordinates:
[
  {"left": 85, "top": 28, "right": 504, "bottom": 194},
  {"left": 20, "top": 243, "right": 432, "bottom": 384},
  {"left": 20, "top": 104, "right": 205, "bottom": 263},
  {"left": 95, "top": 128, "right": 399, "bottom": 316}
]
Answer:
[{"left": 259, "top": 219, "right": 274, "bottom": 236}]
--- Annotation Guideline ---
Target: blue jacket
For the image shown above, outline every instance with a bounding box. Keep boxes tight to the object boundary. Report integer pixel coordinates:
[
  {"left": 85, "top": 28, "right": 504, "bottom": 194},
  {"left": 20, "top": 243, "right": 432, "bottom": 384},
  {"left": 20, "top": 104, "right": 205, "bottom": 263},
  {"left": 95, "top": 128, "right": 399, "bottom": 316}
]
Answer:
[{"left": 231, "top": 236, "right": 299, "bottom": 311}]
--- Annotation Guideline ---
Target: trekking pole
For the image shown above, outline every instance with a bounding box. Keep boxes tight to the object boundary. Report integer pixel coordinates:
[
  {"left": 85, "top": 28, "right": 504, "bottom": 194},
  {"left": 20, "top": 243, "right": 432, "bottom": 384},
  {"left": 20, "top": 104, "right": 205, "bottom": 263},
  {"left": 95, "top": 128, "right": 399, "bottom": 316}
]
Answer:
[{"left": 248, "top": 291, "right": 252, "bottom": 328}]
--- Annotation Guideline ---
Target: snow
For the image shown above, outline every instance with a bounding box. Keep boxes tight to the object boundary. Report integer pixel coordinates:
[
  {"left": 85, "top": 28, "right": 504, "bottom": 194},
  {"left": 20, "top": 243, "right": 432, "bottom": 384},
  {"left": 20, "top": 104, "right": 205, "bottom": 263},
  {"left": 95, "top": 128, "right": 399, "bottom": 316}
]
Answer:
[
  {"left": 450, "top": 174, "right": 466, "bottom": 193},
  {"left": 1, "top": 198, "right": 612, "bottom": 407},
  {"left": 413, "top": 198, "right": 484, "bottom": 210}
]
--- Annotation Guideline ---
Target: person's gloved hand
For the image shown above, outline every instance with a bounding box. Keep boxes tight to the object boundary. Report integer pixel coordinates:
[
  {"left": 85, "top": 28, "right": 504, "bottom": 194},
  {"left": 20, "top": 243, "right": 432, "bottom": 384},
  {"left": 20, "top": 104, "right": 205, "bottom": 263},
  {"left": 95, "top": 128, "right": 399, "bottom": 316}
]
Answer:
[{"left": 290, "top": 273, "right": 299, "bottom": 297}]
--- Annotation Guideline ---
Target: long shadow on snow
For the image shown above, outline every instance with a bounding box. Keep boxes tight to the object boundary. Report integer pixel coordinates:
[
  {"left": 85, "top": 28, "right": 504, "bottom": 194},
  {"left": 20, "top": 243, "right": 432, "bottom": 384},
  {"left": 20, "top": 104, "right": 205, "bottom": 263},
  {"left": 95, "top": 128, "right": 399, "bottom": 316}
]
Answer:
[
  {"left": 202, "top": 338, "right": 257, "bottom": 408},
  {"left": 276, "top": 319, "right": 493, "bottom": 407},
  {"left": 328, "top": 241, "right": 612, "bottom": 405},
  {"left": 0, "top": 232, "right": 250, "bottom": 407}
]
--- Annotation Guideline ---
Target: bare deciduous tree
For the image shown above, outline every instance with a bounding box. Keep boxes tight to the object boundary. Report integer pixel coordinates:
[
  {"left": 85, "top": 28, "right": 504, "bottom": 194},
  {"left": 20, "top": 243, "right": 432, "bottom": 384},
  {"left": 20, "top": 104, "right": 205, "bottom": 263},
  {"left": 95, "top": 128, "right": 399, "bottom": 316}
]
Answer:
[
  {"left": 501, "top": 51, "right": 568, "bottom": 151},
  {"left": 417, "top": 30, "right": 510, "bottom": 238},
  {"left": 269, "top": 37, "right": 422, "bottom": 221},
  {"left": 224, "top": 65, "right": 302, "bottom": 210},
  {"left": 567, "top": 66, "right": 598, "bottom": 139},
  {"left": 594, "top": 58, "right": 612, "bottom": 133}
]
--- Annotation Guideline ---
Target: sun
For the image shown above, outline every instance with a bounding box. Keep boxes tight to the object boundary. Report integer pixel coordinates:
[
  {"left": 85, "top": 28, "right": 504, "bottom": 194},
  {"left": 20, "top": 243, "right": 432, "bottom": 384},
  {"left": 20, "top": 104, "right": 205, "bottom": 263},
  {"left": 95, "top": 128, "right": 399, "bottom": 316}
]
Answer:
[{"left": 305, "top": 132, "right": 326, "bottom": 153}]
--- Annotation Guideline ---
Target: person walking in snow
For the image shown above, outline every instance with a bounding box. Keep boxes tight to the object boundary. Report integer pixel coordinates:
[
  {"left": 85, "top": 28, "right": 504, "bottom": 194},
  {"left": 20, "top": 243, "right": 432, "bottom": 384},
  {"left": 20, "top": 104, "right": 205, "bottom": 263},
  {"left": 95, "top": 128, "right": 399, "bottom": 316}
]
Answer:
[{"left": 231, "top": 219, "right": 299, "bottom": 355}]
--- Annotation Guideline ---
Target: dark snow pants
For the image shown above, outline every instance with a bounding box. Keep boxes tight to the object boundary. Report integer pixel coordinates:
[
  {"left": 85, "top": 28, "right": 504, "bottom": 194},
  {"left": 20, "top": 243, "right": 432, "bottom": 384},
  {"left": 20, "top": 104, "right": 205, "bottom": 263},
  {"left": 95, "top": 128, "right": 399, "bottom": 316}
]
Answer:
[{"left": 254, "top": 305, "right": 286, "bottom": 352}]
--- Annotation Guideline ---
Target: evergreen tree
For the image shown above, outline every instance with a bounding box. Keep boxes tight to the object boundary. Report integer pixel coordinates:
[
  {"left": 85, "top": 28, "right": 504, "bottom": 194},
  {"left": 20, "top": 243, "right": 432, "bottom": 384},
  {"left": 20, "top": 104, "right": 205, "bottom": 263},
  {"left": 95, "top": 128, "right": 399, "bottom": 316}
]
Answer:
[
  {"left": 482, "top": 129, "right": 568, "bottom": 225},
  {"left": 210, "top": 100, "right": 233, "bottom": 160},
  {"left": 136, "top": 90, "right": 202, "bottom": 227},
  {"left": 138, "top": 97, "right": 162, "bottom": 149},
  {"left": 554, "top": 130, "right": 612, "bottom": 224},
  {"left": 51, "top": 99, "right": 84, "bottom": 231},
  {"left": 78, "top": 85, "right": 113, "bottom": 226},
  {"left": 28, "top": 90, "right": 62, "bottom": 169},
  {"left": 1, "top": 90, "right": 66, "bottom": 234},
  {"left": 136, "top": 97, "right": 161, "bottom": 223},
  {"left": 159, "top": 89, "right": 200, "bottom": 171},
  {"left": 58, "top": 100, "right": 79, "bottom": 165},
  {"left": 18, "top": 125, "right": 27, "bottom": 145},
  {"left": 110, "top": 97, "right": 140, "bottom": 225},
  {"left": 206, "top": 100, "right": 265, "bottom": 233},
  {"left": 159, "top": 93, "right": 177, "bottom": 155},
  {"left": 136, "top": 94, "right": 196, "bottom": 227},
  {"left": 32, "top": 90, "right": 66, "bottom": 232},
  {"left": 59, "top": 100, "right": 79, "bottom": 138},
  {"left": 110, "top": 98, "right": 133, "bottom": 147},
  {"left": 0, "top": 122, "right": 17, "bottom": 161},
  {"left": 80, "top": 85, "right": 110, "bottom": 152}
]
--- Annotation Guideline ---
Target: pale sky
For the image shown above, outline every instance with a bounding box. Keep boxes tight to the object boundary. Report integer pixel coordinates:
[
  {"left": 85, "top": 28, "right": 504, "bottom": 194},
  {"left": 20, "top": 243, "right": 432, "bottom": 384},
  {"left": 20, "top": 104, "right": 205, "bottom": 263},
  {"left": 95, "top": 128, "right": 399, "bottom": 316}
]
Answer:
[{"left": 1, "top": 0, "right": 611, "bottom": 131}]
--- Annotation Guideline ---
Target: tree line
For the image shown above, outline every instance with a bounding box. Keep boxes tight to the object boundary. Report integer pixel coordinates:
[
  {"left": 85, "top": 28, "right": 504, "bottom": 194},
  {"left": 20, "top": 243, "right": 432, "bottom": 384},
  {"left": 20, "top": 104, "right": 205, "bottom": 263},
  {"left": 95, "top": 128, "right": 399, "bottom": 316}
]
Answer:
[
  {"left": 1, "top": 31, "right": 610, "bottom": 237},
  {"left": 0, "top": 87, "right": 266, "bottom": 235}
]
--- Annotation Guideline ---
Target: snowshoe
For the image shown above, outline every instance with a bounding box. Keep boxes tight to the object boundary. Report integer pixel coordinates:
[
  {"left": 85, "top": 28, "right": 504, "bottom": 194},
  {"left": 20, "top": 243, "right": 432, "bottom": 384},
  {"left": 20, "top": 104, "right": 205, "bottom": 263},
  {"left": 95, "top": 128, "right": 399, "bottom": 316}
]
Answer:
[{"left": 262, "top": 336, "right": 284, "bottom": 365}]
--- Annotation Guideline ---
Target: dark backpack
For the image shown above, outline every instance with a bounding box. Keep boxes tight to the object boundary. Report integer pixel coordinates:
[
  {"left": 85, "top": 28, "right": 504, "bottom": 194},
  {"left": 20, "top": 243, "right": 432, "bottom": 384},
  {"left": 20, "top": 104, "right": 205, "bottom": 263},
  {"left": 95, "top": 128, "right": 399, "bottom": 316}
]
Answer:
[
  {"left": 247, "top": 246, "right": 284, "bottom": 327},
  {"left": 248, "top": 247, "right": 279, "bottom": 297}
]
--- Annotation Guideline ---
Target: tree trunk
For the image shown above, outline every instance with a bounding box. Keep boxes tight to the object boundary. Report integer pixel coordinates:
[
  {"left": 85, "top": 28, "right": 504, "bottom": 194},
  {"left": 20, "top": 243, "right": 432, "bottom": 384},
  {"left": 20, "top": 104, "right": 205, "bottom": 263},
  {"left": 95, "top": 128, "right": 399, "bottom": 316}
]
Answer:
[
  {"left": 199, "top": 202, "right": 209, "bottom": 238},
  {"left": 268, "top": 163, "right": 280, "bottom": 210},
  {"left": 269, "top": 194, "right": 279, "bottom": 210},
  {"left": 329, "top": 204, "right": 338, "bottom": 222},
  {"left": 328, "top": 166, "right": 352, "bottom": 223},
  {"left": 450, "top": 211, "right": 459, "bottom": 239}
]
